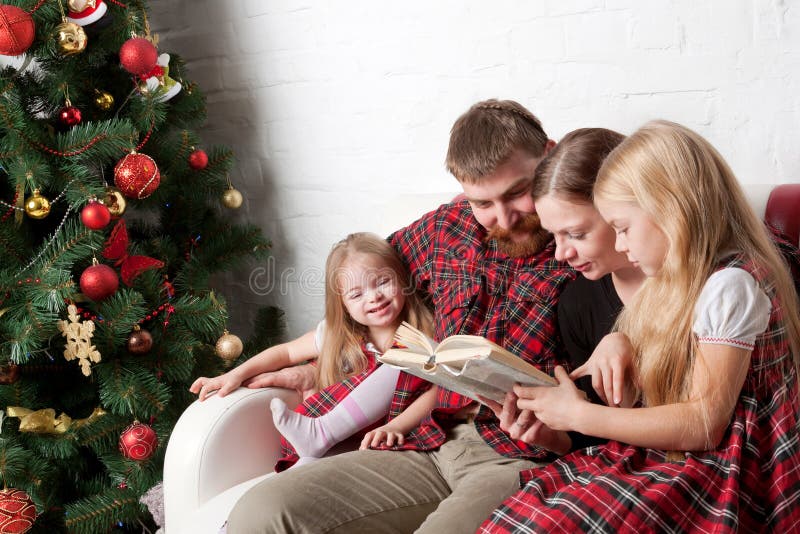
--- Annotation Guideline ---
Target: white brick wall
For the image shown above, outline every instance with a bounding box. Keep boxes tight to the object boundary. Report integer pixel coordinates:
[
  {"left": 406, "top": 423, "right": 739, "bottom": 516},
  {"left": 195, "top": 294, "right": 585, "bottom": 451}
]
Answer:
[{"left": 150, "top": 0, "right": 800, "bottom": 339}]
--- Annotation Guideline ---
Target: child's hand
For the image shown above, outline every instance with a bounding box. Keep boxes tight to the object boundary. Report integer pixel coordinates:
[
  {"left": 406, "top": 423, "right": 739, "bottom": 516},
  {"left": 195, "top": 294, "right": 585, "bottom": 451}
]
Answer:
[
  {"left": 515, "top": 366, "right": 587, "bottom": 432},
  {"left": 189, "top": 372, "right": 243, "bottom": 401},
  {"left": 479, "top": 393, "right": 571, "bottom": 455},
  {"left": 359, "top": 424, "right": 405, "bottom": 450},
  {"left": 569, "top": 332, "right": 634, "bottom": 407}
]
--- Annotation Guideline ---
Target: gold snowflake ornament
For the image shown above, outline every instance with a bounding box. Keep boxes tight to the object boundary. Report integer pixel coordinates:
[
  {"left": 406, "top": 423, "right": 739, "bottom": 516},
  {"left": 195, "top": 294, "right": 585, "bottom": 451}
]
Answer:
[{"left": 58, "top": 304, "right": 102, "bottom": 376}]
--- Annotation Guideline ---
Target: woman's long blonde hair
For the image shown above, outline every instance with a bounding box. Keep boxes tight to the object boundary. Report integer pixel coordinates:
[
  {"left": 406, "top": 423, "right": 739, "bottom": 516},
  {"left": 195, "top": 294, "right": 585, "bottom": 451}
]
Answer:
[
  {"left": 595, "top": 120, "right": 800, "bottom": 409},
  {"left": 316, "top": 232, "right": 434, "bottom": 389}
]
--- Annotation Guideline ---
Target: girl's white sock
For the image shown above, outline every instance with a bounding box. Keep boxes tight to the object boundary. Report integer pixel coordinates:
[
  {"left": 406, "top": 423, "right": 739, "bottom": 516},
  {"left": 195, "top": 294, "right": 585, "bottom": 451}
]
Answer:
[{"left": 270, "top": 364, "right": 401, "bottom": 458}]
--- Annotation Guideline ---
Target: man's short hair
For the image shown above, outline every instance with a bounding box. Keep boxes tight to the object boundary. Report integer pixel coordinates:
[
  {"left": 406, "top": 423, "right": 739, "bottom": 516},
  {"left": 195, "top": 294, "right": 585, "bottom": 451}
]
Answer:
[{"left": 446, "top": 99, "right": 549, "bottom": 183}]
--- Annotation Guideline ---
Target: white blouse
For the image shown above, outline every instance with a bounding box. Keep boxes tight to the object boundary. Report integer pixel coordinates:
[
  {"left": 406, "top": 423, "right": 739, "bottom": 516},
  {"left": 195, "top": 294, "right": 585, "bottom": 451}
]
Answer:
[{"left": 692, "top": 268, "right": 772, "bottom": 350}]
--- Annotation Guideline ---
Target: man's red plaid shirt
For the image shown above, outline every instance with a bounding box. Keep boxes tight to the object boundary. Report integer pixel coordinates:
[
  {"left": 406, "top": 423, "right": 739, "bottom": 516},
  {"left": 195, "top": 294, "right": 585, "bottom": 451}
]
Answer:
[{"left": 386, "top": 200, "right": 574, "bottom": 460}]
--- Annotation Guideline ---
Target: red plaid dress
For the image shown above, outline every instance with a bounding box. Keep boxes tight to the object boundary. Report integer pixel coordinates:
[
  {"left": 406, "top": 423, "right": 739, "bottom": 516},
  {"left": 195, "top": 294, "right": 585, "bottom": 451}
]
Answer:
[
  {"left": 480, "top": 257, "right": 800, "bottom": 533},
  {"left": 386, "top": 200, "right": 574, "bottom": 460}
]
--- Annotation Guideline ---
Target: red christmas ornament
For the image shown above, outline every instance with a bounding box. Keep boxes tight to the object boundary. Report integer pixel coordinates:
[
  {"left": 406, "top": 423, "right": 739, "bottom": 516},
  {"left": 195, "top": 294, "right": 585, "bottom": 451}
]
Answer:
[
  {"left": 81, "top": 200, "right": 111, "bottom": 230},
  {"left": 0, "top": 488, "right": 36, "bottom": 533},
  {"left": 0, "top": 488, "right": 37, "bottom": 533},
  {"left": 119, "top": 421, "right": 158, "bottom": 461},
  {"left": 58, "top": 105, "right": 82, "bottom": 127},
  {"left": 0, "top": 5, "right": 35, "bottom": 57},
  {"left": 188, "top": 149, "right": 208, "bottom": 170},
  {"left": 114, "top": 152, "right": 160, "bottom": 199},
  {"left": 79, "top": 262, "right": 118, "bottom": 301},
  {"left": 119, "top": 37, "right": 158, "bottom": 76}
]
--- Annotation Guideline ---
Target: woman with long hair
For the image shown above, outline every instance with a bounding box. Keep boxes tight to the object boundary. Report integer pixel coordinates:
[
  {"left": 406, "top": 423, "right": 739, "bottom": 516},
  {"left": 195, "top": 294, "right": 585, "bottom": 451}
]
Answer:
[{"left": 486, "top": 128, "right": 642, "bottom": 453}]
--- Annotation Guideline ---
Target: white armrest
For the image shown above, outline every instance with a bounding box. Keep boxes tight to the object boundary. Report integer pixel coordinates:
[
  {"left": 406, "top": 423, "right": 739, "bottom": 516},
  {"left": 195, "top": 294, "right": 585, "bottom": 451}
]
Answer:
[{"left": 163, "top": 387, "right": 300, "bottom": 532}]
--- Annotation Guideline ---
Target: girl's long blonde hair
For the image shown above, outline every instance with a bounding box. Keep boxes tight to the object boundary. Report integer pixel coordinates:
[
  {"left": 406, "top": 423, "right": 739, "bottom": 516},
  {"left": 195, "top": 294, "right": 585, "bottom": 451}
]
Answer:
[
  {"left": 595, "top": 120, "right": 800, "bottom": 409},
  {"left": 316, "top": 232, "right": 434, "bottom": 389}
]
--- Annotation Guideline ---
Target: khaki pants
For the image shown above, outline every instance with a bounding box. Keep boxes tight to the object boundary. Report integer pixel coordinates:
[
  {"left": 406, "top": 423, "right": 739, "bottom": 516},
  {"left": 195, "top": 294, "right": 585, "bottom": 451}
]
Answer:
[{"left": 226, "top": 423, "right": 540, "bottom": 533}]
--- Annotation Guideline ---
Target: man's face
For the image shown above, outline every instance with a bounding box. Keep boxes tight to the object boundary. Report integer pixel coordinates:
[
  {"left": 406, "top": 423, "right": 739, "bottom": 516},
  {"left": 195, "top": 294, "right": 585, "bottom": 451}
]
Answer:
[{"left": 460, "top": 148, "right": 546, "bottom": 256}]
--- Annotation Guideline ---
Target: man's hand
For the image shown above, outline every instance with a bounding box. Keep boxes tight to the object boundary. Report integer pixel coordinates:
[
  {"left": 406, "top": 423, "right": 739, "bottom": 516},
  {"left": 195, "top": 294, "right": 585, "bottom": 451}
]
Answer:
[
  {"left": 480, "top": 392, "right": 571, "bottom": 455},
  {"left": 242, "top": 364, "right": 318, "bottom": 399}
]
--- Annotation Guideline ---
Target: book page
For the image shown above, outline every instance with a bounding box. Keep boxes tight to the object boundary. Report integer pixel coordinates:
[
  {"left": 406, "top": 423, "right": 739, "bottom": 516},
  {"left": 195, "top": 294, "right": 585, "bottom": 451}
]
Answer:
[
  {"left": 430, "top": 345, "right": 492, "bottom": 364},
  {"left": 436, "top": 335, "right": 492, "bottom": 352},
  {"left": 393, "top": 322, "right": 438, "bottom": 355}
]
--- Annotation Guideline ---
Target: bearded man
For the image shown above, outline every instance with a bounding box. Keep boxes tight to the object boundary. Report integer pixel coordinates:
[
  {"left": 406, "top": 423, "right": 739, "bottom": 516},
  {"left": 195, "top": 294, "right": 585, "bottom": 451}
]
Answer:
[{"left": 228, "top": 99, "right": 576, "bottom": 534}]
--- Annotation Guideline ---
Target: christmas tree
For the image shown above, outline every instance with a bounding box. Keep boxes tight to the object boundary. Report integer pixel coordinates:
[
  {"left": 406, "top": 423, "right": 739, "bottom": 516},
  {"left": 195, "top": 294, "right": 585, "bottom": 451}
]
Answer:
[{"left": 0, "top": 1, "right": 281, "bottom": 531}]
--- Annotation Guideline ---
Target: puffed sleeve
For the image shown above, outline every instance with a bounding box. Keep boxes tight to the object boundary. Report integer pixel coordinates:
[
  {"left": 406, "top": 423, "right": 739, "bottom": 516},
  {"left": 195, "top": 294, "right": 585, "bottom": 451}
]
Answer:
[
  {"left": 692, "top": 268, "right": 771, "bottom": 350},
  {"left": 314, "top": 320, "right": 326, "bottom": 352}
]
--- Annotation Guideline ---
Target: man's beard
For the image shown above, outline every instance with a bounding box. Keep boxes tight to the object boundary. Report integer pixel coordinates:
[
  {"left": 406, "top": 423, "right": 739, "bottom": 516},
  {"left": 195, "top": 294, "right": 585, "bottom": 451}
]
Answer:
[{"left": 485, "top": 213, "right": 551, "bottom": 258}]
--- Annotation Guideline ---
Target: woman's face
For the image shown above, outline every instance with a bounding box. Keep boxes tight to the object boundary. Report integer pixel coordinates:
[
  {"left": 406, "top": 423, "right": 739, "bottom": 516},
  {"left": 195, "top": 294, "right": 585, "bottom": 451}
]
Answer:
[{"left": 535, "top": 194, "right": 633, "bottom": 280}]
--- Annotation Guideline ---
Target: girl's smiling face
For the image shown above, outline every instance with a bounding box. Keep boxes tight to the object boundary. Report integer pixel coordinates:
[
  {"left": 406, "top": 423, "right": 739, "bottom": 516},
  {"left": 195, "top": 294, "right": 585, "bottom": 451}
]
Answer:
[{"left": 338, "top": 253, "right": 406, "bottom": 330}]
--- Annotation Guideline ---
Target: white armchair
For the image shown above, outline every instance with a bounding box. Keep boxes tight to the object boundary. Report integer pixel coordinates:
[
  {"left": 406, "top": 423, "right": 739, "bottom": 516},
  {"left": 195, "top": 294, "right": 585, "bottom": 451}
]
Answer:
[
  {"left": 163, "top": 387, "right": 300, "bottom": 533},
  {"left": 162, "top": 184, "right": 798, "bottom": 533}
]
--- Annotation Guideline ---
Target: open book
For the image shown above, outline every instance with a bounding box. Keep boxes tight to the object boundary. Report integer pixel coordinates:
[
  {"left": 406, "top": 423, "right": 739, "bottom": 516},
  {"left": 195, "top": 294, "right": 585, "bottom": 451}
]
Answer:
[{"left": 378, "top": 322, "right": 556, "bottom": 404}]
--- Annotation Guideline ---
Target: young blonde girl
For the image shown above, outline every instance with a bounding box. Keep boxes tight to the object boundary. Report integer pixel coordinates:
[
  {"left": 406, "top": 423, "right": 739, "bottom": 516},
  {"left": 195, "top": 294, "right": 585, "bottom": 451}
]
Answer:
[
  {"left": 481, "top": 120, "right": 800, "bottom": 532},
  {"left": 191, "top": 232, "right": 436, "bottom": 464}
]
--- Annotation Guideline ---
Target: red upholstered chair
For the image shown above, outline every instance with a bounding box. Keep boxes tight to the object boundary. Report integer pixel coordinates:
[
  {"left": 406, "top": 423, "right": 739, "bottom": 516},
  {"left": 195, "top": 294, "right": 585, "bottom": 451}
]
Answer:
[{"left": 766, "top": 184, "right": 800, "bottom": 247}]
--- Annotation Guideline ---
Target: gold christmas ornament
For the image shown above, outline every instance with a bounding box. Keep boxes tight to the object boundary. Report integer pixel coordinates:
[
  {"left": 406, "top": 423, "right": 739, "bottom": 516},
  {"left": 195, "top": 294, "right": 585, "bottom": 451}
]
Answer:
[
  {"left": 55, "top": 21, "right": 87, "bottom": 55},
  {"left": 93, "top": 89, "right": 114, "bottom": 111},
  {"left": 104, "top": 186, "right": 126, "bottom": 218},
  {"left": 215, "top": 331, "right": 243, "bottom": 362},
  {"left": 24, "top": 189, "right": 51, "bottom": 219},
  {"left": 222, "top": 187, "right": 243, "bottom": 209},
  {"left": 58, "top": 304, "right": 101, "bottom": 376}
]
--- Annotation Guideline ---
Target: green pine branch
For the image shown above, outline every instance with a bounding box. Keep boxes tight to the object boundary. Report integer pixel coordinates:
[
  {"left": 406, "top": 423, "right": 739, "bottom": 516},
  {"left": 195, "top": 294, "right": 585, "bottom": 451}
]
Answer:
[
  {"left": 31, "top": 219, "right": 105, "bottom": 276},
  {"left": 96, "top": 366, "right": 170, "bottom": 419},
  {"left": 92, "top": 288, "right": 148, "bottom": 353},
  {"left": 74, "top": 412, "right": 129, "bottom": 456},
  {"left": 64, "top": 487, "right": 147, "bottom": 534}
]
